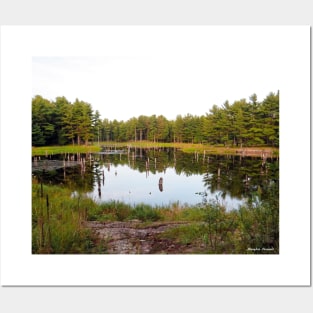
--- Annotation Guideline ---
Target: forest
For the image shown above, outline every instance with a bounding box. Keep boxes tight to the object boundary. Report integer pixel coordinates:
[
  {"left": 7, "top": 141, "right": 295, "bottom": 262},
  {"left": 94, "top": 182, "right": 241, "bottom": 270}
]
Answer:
[{"left": 32, "top": 91, "right": 279, "bottom": 147}]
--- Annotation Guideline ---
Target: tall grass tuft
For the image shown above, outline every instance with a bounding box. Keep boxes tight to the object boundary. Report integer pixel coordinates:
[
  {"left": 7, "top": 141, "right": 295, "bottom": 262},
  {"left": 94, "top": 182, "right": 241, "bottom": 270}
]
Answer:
[
  {"left": 32, "top": 181, "right": 104, "bottom": 254},
  {"left": 32, "top": 180, "right": 278, "bottom": 254}
]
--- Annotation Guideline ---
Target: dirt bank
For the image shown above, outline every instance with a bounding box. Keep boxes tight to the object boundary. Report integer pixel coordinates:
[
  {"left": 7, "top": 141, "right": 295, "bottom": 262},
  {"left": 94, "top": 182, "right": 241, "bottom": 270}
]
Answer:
[{"left": 84, "top": 220, "right": 200, "bottom": 254}]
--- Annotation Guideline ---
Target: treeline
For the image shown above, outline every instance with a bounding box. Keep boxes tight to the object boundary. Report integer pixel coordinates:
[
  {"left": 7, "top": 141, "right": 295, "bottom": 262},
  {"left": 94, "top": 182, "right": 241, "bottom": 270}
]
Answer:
[{"left": 32, "top": 91, "right": 279, "bottom": 147}]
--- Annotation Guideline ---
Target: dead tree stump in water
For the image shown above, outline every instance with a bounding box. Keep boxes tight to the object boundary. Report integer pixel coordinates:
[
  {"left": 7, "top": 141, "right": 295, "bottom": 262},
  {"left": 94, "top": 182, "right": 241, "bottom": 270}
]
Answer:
[
  {"left": 217, "top": 167, "right": 221, "bottom": 181},
  {"left": 158, "top": 177, "right": 163, "bottom": 192}
]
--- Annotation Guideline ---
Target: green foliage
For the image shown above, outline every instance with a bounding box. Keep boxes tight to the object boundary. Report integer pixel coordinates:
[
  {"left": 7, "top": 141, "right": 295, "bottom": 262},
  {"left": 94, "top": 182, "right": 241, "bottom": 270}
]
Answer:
[
  {"left": 32, "top": 149, "right": 279, "bottom": 254},
  {"left": 32, "top": 182, "right": 103, "bottom": 254},
  {"left": 87, "top": 201, "right": 132, "bottom": 222},
  {"left": 32, "top": 96, "right": 96, "bottom": 146},
  {"left": 32, "top": 123, "right": 45, "bottom": 146},
  {"left": 160, "top": 200, "right": 278, "bottom": 254},
  {"left": 32, "top": 145, "right": 100, "bottom": 156},
  {"left": 160, "top": 224, "right": 208, "bottom": 245},
  {"left": 32, "top": 92, "right": 279, "bottom": 148},
  {"left": 88, "top": 201, "right": 162, "bottom": 222},
  {"left": 32, "top": 180, "right": 278, "bottom": 254},
  {"left": 32, "top": 95, "right": 58, "bottom": 146},
  {"left": 203, "top": 92, "right": 279, "bottom": 147},
  {"left": 236, "top": 202, "right": 279, "bottom": 253},
  {"left": 129, "top": 204, "right": 162, "bottom": 222}
]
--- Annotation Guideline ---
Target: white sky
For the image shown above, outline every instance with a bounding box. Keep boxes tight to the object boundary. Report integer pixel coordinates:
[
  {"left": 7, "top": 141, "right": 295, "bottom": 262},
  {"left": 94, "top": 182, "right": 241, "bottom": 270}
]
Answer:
[{"left": 32, "top": 26, "right": 281, "bottom": 121}]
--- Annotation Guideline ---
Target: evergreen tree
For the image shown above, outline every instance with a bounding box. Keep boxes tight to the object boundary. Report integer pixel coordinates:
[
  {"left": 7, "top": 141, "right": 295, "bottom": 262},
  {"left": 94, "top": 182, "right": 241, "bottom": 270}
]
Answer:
[
  {"left": 32, "top": 95, "right": 56, "bottom": 146},
  {"left": 32, "top": 92, "right": 279, "bottom": 147}
]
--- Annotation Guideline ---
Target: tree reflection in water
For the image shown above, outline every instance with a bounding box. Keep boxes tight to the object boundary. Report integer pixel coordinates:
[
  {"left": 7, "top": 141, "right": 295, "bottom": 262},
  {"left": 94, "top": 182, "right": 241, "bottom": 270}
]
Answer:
[{"left": 32, "top": 148, "right": 279, "bottom": 210}]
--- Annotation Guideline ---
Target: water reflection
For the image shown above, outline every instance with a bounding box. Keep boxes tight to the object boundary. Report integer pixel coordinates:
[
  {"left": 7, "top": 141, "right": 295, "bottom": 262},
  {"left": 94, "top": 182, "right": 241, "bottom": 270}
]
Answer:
[{"left": 32, "top": 147, "right": 279, "bottom": 210}]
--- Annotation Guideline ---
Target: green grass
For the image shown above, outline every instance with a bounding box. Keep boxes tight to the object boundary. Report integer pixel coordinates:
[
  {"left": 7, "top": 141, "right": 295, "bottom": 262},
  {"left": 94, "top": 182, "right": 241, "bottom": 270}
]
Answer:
[
  {"left": 32, "top": 181, "right": 105, "bottom": 254},
  {"left": 88, "top": 201, "right": 163, "bottom": 222},
  {"left": 32, "top": 180, "right": 279, "bottom": 254},
  {"left": 32, "top": 145, "right": 101, "bottom": 156},
  {"left": 98, "top": 140, "right": 279, "bottom": 156},
  {"left": 32, "top": 141, "right": 278, "bottom": 157},
  {"left": 159, "top": 203, "right": 278, "bottom": 254}
]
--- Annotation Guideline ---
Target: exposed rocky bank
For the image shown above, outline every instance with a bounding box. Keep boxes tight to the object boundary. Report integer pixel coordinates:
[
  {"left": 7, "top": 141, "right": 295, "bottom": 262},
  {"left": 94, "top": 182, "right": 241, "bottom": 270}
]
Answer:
[{"left": 84, "top": 220, "right": 199, "bottom": 254}]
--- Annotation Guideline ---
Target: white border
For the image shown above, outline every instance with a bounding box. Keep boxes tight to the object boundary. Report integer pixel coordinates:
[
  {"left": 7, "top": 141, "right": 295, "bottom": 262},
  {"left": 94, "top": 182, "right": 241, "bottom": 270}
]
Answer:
[{"left": 0, "top": 25, "right": 310, "bottom": 286}]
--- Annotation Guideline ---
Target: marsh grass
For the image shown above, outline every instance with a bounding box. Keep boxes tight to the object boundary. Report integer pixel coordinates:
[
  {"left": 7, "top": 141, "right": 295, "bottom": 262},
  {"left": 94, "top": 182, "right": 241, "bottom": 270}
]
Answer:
[
  {"left": 32, "top": 181, "right": 278, "bottom": 254},
  {"left": 159, "top": 201, "right": 278, "bottom": 254},
  {"left": 32, "top": 181, "right": 105, "bottom": 254},
  {"left": 105, "top": 140, "right": 278, "bottom": 155},
  {"left": 32, "top": 141, "right": 278, "bottom": 157},
  {"left": 32, "top": 145, "right": 101, "bottom": 156}
]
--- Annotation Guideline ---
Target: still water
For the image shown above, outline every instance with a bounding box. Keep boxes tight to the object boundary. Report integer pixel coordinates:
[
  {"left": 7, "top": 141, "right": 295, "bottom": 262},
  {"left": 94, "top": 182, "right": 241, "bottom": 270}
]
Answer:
[{"left": 32, "top": 147, "right": 279, "bottom": 210}]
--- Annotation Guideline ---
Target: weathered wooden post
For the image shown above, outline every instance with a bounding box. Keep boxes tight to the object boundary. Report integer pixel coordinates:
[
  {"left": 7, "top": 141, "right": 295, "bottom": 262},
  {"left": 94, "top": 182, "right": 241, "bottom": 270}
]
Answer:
[
  {"left": 98, "top": 178, "right": 101, "bottom": 198},
  {"left": 244, "top": 174, "right": 250, "bottom": 186},
  {"left": 158, "top": 177, "right": 163, "bottom": 192},
  {"left": 217, "top": 167, "right": 221, "bottom": 189},
  {"left": 45, "top": 194, "right": 52, "bottom": 253}
]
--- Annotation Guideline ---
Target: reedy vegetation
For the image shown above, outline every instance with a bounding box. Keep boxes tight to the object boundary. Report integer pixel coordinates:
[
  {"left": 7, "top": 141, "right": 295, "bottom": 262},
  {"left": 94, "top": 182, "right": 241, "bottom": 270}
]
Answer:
[
  {"left": 32, "top": 181, "right": 279, "bottom": 254},
  {"left": 32, "top": 141, "right": 279, "bottom": 157}
]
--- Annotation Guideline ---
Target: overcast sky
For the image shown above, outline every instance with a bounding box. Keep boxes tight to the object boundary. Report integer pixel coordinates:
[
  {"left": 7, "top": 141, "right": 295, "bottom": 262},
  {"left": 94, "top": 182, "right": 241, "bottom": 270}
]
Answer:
[{"left": 32, "top": 27, "right": 280, "bottom": 121}]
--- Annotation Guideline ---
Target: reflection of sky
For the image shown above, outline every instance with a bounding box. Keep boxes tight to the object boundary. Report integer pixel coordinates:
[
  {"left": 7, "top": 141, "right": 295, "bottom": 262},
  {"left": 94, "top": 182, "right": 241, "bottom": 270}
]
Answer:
[{"left": 87, "top": 164, "right": 244, "bottom": 210}]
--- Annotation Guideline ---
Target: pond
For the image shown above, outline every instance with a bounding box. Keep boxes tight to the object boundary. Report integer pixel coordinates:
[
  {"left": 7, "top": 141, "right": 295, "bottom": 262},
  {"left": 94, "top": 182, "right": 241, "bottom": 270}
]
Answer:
[{"left": 32, "top": 147, "right": 279, "bottom": 210}]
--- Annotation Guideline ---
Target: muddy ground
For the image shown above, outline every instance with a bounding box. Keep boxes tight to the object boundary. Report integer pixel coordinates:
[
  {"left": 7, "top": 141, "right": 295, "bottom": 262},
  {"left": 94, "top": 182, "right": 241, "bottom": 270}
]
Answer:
[{"left": 84, "top": 220, "right": 204, "bottom": 254}]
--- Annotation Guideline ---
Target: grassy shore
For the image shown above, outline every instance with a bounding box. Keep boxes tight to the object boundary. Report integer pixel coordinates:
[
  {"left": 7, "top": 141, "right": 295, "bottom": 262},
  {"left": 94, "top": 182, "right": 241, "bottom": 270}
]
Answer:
[
  {"left": 32, "top": 141, "right": 279, "bottom": 157},
  {"left": 32, "top": 181, "right": 279, "bottom": 254},
  {"left": 32, "top": 145, "right": 101, "bottom": 156}
]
